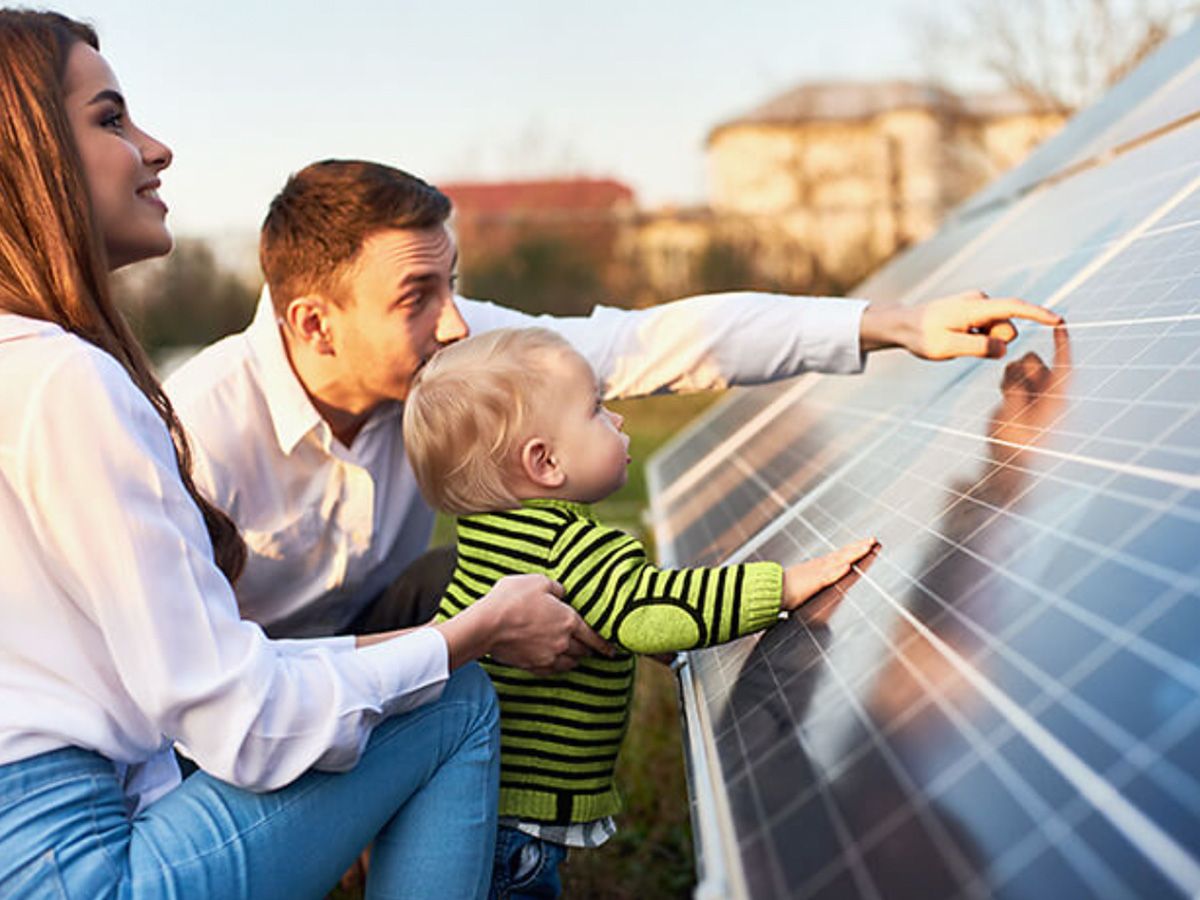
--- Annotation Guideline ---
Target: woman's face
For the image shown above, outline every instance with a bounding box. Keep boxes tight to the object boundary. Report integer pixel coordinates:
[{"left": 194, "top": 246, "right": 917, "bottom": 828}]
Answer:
[{"left": 62, "top": 42, "right": 173, "bottom": 269}]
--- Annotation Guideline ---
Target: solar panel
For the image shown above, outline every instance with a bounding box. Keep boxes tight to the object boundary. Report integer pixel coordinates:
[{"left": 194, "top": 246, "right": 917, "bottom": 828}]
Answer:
[{"left": 649, "top": 22, "right": 1200, "bottom": 900}]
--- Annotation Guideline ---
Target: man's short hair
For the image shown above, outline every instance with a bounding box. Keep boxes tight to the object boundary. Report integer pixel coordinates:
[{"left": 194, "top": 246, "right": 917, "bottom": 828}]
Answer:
[
  {"left": 403, "top": 328, "right": 576, "bottom": 515},
  {"left": 260, "top": 159, "right": 452, "bottom": 315}
]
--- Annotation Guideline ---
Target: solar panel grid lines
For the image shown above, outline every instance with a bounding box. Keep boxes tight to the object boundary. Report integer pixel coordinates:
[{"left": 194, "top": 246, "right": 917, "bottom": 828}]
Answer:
[
  {"left": 653, "top": 377, "right": 820, "bottom": 513},
  {"left": 662, "top": 145, "right": 1200, "bottom": 573},
  {"left": 772, "top": 562, "right": 1142, "bottom": 900},
  {"left": 653, "top": 23, "right": 1200, "bottom": 899},
  {"left": 657, "top": 165, "right": 1200, "bottom": 573},
  {"left": 672, "top": 355, "right": 1200, "bottom": 892},
  {"left": 792, "top": 496, "right": 1195, "bottom": 897},
  {"left": 700, "top": 487, "right": 1200, "bottom": 900}
]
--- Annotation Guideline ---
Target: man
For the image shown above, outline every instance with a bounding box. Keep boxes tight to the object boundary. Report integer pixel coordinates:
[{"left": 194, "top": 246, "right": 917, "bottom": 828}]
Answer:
[{"left": 166, "top": 159, "right": 1061, "bottom": 645}]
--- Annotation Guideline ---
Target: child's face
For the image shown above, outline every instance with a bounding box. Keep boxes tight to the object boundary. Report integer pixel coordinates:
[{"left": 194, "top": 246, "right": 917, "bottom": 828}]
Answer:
[{"left": 540, "top": 349, "right": 631, "bottom": 503}]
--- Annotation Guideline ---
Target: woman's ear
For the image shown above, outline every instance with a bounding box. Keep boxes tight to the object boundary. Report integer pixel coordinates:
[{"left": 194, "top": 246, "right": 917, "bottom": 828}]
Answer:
[{"left": 520, "top": 436, "right": 565, "bottom": 489}]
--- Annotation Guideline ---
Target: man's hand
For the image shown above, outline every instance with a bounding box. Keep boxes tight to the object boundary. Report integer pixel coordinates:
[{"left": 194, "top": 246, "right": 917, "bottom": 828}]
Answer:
[
  {"left": 782, "top": 538, "right": 877, "bottom": 612},
  {"left": 860, "top": 291, "right": 1063, "bottom": 360},
  {"left": 434, "top": 574, "right": 613, "bottom": 675}
]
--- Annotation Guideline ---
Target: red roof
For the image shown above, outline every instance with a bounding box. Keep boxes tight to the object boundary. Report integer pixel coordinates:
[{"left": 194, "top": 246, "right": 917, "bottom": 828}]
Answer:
[{"left": 440, "top": 178, "right": 635, "bottom": 216}]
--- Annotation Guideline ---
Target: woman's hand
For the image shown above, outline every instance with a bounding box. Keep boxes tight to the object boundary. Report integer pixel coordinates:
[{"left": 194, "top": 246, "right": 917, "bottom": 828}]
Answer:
[
  {"left": 860, "top": 291, "right": 1063, "bottom": 360},
  {"left": 434, "top": 574, "right": 613, "bottom": 675}
]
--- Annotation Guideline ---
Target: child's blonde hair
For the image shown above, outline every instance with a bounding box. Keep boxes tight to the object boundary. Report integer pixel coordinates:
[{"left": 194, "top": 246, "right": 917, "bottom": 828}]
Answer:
[{"left": 404, "top": 327, "right": 578, "bottom": 514}]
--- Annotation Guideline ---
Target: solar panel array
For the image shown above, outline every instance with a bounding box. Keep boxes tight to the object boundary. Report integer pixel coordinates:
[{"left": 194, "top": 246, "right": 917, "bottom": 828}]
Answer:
[{"left": 648, "top": 24, "right": 1200, "bottom": 900}]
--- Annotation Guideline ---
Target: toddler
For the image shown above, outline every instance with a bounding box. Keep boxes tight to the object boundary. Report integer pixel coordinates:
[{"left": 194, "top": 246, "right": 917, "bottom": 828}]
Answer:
[{"left": 403, "top": 327, "right": 874, "bottom": 897}]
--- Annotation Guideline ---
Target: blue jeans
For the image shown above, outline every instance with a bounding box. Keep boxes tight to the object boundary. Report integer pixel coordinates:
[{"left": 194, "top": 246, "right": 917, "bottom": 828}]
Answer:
[
  {"left": 488, "top": 826, "right": 568, "bottom": 900},
  {"left": 0, "top": 663, "right": 499, "bottom": 900}
]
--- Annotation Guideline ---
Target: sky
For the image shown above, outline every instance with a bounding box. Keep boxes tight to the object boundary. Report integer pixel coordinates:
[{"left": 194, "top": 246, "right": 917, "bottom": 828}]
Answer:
[{"left": 53, "top": 0, "right": 962, "bottom": 241}]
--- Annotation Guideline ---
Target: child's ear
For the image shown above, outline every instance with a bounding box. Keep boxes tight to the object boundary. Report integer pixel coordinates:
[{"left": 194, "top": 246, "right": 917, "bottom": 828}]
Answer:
[{"left": 520, "top": 436, "right": 565, "bottom": 489}]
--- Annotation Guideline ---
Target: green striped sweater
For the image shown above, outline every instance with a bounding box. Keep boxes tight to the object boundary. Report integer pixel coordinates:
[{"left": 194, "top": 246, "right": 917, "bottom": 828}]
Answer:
[{"left": 435, "top": 498, "right": 783, "bottom": 824}]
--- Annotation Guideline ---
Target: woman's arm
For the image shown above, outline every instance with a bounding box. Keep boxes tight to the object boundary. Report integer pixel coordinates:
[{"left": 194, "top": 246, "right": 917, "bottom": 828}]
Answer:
[
  {"left": 18, "top": 344, "right": 455, "bottom": 790},
  {"left": 358, "top": 577, "right": 611, "bottom": 676}
]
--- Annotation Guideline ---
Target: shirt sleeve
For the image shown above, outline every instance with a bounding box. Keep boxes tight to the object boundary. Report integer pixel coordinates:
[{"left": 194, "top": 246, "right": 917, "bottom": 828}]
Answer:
[
  {"left": 16, "top": 347, "right": 449, "bottom": 790},
  {"left": 457, "top": 291, "right": 868, "bottom": 400},
  {"left": 547, "top": 520, "right": 783, "bottom": 653}
]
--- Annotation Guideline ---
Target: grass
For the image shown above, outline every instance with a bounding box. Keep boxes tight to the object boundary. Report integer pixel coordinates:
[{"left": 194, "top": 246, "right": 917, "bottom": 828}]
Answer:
[{"left": 338, "top": 392, "right": 719, "bottom": 899}]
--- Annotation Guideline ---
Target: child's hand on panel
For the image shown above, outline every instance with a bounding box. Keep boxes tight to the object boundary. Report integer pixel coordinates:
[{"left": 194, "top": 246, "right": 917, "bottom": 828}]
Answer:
[{"left": 781, "top": 538, "right": 877, "bottom": 612}]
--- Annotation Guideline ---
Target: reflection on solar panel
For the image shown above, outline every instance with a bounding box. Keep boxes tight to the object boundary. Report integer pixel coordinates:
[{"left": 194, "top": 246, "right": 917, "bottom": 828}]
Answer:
[{"left": 648, "top": 23, "right": 1200, "bottom": 900}]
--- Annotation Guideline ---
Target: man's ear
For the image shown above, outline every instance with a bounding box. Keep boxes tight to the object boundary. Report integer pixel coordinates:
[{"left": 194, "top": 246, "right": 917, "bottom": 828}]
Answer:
[
  {"left": 520, "top": 436, "right": 565, "bottom": 489},
  {"left": 283, "top": 295, "right": 335, "bottom": 356}
]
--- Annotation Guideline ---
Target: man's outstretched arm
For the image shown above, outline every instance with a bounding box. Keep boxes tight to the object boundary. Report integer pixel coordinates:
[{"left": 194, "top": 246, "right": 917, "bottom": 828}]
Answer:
[{"left": 458, "top": 289, "right": 1061, "bottom": 400}]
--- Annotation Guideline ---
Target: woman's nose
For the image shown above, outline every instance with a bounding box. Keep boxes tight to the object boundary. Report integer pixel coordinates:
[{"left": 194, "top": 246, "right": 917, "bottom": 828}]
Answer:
[{"left": 140, "top": 128, "right": 172, "bottom": 171}]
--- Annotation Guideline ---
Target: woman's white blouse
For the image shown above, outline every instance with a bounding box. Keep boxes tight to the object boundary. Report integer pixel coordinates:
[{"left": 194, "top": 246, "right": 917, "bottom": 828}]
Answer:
[{"left": 0, "top": 314, "right": 449, "bottom": 811}]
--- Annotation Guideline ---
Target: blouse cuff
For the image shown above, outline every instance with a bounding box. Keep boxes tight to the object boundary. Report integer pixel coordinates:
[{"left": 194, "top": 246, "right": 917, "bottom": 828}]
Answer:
[{"left": 354, "top": 627, "right": 450, "bottom": 717}]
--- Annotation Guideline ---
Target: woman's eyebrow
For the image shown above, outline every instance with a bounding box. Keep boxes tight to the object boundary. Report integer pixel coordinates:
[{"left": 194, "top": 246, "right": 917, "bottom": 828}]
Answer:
[{"left": 87, "top": 89, "right": 125, "bottom": 108}]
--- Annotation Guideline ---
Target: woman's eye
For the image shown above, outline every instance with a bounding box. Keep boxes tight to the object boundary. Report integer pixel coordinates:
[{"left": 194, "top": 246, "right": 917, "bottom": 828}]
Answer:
[{"left": 100, "top": 111, "right": 124, "bottom": 131}]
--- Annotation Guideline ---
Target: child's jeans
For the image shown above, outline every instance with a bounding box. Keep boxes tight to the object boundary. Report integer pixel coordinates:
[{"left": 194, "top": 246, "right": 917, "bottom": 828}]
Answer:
[{"left": 489, "top": 825, "right": 568, "bottom": 899}]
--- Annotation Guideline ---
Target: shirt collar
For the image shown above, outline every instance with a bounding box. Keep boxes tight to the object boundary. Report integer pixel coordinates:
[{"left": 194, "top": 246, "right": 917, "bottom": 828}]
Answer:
[{"left": 246, "top": 286, "right": 325, "bottom": 455}]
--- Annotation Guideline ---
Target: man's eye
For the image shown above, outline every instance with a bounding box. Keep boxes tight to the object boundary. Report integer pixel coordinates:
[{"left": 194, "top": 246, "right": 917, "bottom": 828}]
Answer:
[{"left": 449, "top": 273, "right": 460, "bottom": 289}]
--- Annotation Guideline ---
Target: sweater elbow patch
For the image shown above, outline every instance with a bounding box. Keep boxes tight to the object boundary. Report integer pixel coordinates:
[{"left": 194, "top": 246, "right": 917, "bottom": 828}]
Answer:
[{"left": 612, "top": 601, "right": 705, "bottom": 653}]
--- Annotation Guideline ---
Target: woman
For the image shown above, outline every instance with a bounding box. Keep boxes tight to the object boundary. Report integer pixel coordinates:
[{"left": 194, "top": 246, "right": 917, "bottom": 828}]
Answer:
[{"left": 0, "top": 10, "right": 602, "bottom": 898}]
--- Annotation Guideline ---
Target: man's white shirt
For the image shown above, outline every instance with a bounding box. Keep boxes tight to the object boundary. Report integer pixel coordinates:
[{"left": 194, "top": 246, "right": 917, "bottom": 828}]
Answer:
[{"left": 165, "top": 289, "right": 868, "bottom": 638}]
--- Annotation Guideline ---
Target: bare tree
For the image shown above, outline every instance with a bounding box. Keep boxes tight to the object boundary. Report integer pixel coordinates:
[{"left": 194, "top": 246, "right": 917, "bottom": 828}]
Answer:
[{"left": 911, "top": 0, "right": 1199, "bottom": 112}]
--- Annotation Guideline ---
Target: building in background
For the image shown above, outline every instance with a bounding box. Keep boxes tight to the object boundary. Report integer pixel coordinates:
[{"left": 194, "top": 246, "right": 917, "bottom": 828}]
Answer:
[
  {"left": 443, "top": 178, "right": 637, "bottom": 316},
  {"left": 380, "top": 82, "right": 1066, "bottom": 313},
  {"left": 625, "top": 80, "right": 1065, "bottom": 301}
]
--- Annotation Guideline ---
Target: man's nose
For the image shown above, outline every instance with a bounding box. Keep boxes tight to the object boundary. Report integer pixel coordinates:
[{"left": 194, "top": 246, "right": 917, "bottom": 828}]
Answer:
[{"left": 436, "top": 294, "right": 469, "bottom": 344}]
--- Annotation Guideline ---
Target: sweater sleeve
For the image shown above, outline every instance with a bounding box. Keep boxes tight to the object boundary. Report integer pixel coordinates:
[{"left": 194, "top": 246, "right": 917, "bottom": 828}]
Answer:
[{"left": 548, "top": 520, "right": 783, "bottom": 653}]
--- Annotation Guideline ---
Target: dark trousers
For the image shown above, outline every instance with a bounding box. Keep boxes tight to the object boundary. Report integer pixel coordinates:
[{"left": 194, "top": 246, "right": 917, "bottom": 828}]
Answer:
[{"left": 341, "top": 544, "right": 459, "bottom": 635}]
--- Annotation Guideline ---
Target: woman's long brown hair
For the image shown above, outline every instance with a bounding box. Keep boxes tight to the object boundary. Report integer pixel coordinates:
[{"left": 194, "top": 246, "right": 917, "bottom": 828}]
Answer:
[{"left": 0, "top": 10, "right": 246, "bottom": 582}]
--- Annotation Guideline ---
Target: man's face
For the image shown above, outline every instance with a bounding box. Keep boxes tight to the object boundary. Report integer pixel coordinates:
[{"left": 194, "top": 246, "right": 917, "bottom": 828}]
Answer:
[{"left": 326, "top": 225, "right": 467, "bottom": 407}]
